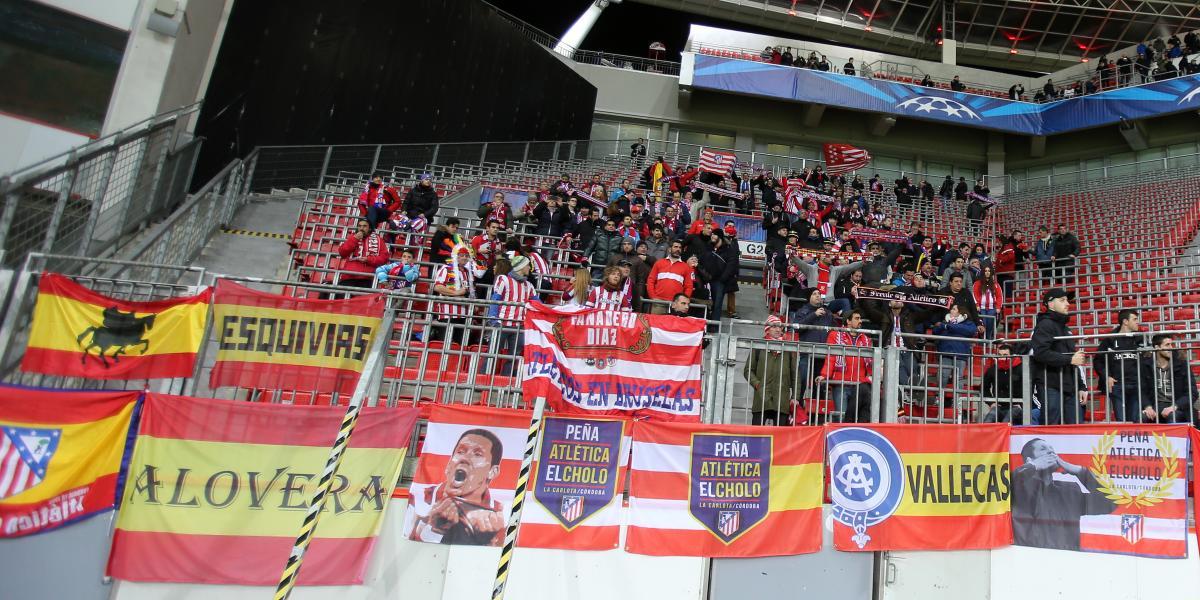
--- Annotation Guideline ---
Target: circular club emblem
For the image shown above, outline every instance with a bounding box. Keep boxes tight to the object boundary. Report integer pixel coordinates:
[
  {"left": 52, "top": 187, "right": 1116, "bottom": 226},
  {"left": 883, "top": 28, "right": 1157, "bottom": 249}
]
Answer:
[{"left": 827, "top": 427, "right": 904, "bottom": 548}]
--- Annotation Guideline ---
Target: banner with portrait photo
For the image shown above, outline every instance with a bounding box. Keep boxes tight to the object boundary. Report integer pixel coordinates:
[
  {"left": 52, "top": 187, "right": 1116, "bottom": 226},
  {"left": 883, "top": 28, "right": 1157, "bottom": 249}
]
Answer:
[
  {"left": 517, "top": 416, "right": 631, "bottom": 551},
  {"left": 625, "top": 421, "right": 824, "bottom": 557},
  {"left": 480, "top": 186, "right": 532, "bottom": 214},
  {"left": 826, "top": 423, "right": 1012, "bottom": 551},
  {"left": 1011, "top": 425, "right": 1189, "bottom": 558},
  {"left": 404, "top": 404, "right": 533, "bottom": 546}
]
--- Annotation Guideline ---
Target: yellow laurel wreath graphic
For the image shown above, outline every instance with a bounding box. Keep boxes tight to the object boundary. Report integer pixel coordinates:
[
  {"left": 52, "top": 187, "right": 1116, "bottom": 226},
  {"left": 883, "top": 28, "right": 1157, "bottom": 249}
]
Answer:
[{"left": 1089, "top": 431, "right": 1179, "bottom": 508}]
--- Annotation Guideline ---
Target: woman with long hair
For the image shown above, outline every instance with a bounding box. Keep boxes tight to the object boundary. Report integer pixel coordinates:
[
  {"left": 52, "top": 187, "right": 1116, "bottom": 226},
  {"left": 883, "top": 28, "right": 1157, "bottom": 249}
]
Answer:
[
  {"left": 587, "top": 265, "right": 633, "bottom": 311},
  {"left": 973, "top": 265, "right": 1003, "bottom": 339},
  {"left": 562, "top": 268, "right": 591, "bottom": 306}
]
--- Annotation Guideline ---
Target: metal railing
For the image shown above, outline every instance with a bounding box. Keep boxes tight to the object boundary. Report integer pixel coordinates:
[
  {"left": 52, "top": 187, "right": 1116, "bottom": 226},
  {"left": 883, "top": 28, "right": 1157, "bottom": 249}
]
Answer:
[
  {"left": 0, "top": 103, "right": 204, "bottom": 270},
  {"left": 1007, "top": 153, "right": 1200, "bottom": 194}
]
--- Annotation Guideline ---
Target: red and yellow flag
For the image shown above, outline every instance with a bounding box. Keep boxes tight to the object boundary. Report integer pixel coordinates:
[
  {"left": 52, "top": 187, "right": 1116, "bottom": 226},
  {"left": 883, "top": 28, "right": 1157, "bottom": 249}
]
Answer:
[
  {"left": 21, "top": 273, "right": 210, "bottom": 379},
  {"left": 0, "top": 385, "right": 139, "bottom": 537},
  {"left": 208, "top": 279, "right": 386, "bottom": 394},
  {"left": 106, "top": 393, "right": 418, "bottom": 585},
  {"left": 826, "top": 423, "right": 1012, "bottom": 551},
  {"left": 626, "top": 421, "right": 824, "bottom": 557}
]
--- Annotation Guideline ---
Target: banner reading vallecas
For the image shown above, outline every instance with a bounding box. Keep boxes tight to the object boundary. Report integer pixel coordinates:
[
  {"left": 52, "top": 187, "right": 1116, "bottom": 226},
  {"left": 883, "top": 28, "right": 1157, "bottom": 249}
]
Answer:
[
  {"left": 1011, "top": 424, "right": 1189, "bottom": 558},
  {"left": 0, "top": 386, "right": 138, "bottom": 537},
  {"left": 626, "top": 421, "right": 824, "bottom": 557},
  {"left": 517, "top": 416, "right": 631, "bottom": 551},
  {"left": 523, "top": 302, "right": 704, "bottom": 421},
  {"left": 404, "top": 404, "right": 533, "bottom": 546},
  {"left": 21, "top": 272, "right": 210, "bottom": 379},
  {"left": 107, "top": 393, "right": 417, "bottom": 585},
  {"left": 826, "top": 423, "right": 1012, "bottom": 551},
  {"left": 208, "top": 279, "right": 385, "bottom": 394}
]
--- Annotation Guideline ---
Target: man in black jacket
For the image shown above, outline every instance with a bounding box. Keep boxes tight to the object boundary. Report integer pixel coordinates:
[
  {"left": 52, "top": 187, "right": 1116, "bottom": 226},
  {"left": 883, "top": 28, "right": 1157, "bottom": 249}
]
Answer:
[
  {"left": 1139, "top": 334, "right": 1198, "bottom": 424},
  {"left": 404, "top": 174, "right": 440, "bottom": 222},
  {"left": 954, "top": 177, "right": 968, "bottom": 201},
  {"left": 1012, "top": 437, "right": 1116, "bottom": 550},
  {"left": 1052, "top": 224, "right": 1079, "bottom": 285},
  {"left": 697, "top": 232, "right": 737, "bottom": 330},
  {"left": 1031, "top": 288, "right": 1088, "bottom": 424},
  {"left": 1094, "top": 309, "right": 1146, "bottom": 422},
  {"left": 534, "top": 195, "right": 570, "bottom": 237},
  {"left": 982, "top": 343, "right": 1025, "bottom": 423},
  {"left": 858, "top": 295, "right": 924, "bottom": 394}
]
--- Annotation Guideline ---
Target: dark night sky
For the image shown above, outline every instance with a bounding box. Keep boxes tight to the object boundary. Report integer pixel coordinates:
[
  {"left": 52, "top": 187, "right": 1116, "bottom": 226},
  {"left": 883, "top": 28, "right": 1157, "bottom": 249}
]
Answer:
[{"left": 482, "top": 0, "right": 836, "bottom": 61}]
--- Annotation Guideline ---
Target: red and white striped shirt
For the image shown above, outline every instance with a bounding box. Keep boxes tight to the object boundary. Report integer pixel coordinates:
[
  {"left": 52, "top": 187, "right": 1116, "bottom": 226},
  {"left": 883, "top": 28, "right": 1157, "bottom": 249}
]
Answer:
[
  {"left": 493, "top": 274, "right": 538, "bottom": 326},
  {"left": 433, "top": 263, "right": 480, "bottom": 318},
  {"left": 586, "top": 284, "right": 632, "bottom": 311},
  {"left": 527, "top": 251, "right": 549, "bottom": 287},
  {"left": 973, "top": 280, "right": 1003, "bottom": 311}
]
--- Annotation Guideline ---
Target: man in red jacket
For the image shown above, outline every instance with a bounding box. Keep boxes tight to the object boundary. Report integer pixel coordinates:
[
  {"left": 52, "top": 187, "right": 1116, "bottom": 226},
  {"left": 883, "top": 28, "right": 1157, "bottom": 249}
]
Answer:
[
  {"left": 337, "top": 219, "right": 389, "bottom": 288},
  {"left": 816, "top": 310, "right": 874, "bottom": 422},
  {"left": 359, "top": 176, "right": 402, "bottom": 229},
  {"left": 646, "top": 239, "right": 694, "bottom": 313}
]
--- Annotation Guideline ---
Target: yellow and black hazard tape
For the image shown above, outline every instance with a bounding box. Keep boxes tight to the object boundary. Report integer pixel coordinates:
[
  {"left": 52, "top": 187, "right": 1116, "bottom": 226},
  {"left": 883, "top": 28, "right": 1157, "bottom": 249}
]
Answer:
[{"left": 220, "top": 227, "right": 290, "bottom": 240}]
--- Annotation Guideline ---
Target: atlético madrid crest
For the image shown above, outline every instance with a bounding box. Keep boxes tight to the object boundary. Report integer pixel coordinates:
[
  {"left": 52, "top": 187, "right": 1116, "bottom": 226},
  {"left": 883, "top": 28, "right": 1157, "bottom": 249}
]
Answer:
[
  {"left": 827, "top": 427, "right": 905, "bottom": 548},
  {"left": 0, "top": 426, "right": 60, "bottom": 499}
]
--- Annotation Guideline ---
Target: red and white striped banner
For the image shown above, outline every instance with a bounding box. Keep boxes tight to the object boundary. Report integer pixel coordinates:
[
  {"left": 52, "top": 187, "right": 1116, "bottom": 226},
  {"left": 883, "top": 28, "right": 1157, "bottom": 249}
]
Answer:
[
  {"left": 823, "top": 143, "right": 871, "bottom": 175},
  {"left": 699, "top": 149, "right": 737, "bottom": 175},
  {"left": 522, "top": 302, "right": 705, "bottom": 422},
  {"left": 403, "top": 405, "right": 533, "bottom": 547},
  {"left": 692, "top": 181, "right": 745, "bottom": 200},
  {"left": 1011, "top": 425, "right": 1189, "bottom": 558}
]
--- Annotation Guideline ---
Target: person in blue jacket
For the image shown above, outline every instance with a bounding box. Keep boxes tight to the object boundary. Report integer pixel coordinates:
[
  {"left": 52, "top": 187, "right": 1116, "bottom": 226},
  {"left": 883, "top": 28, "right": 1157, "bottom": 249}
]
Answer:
[{"left": 932, "top": 303, "right": 980, "bottom": 391}]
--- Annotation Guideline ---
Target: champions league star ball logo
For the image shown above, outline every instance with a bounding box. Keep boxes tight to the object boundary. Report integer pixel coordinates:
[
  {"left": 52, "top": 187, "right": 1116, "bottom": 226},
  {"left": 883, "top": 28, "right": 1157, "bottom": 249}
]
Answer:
[
  {"left": 896, "top": 96, "right": 981, "bottom": 120},
  {"left": 827, "top": 427, "right": 905, "bottom": 548},
  {"left": 1179, "top": 85, "right": 1200, "bottom": 105}
]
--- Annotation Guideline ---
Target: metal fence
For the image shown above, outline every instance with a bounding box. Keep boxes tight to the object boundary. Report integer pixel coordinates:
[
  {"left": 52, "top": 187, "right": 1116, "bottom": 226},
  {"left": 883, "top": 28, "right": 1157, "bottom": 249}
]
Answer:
[{"left": 0, "top": 103, "right": 203, "bottom": 270}]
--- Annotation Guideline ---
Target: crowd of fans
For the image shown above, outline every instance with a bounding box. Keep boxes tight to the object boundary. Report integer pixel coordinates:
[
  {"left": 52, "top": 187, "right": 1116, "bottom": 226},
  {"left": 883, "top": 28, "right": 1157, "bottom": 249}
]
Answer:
[{"left": 330, "top": 152, "right": 1195, "bottom": 429}]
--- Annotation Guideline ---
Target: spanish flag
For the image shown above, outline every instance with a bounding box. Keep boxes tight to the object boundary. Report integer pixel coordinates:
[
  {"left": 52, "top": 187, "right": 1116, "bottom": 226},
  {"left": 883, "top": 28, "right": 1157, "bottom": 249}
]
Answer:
[
  {"left": 208, "top": 279, "right": 386, "bottom": 394},
  {"left": 21, "top": 273, "right": 211, "bottom": 380},
  {"left": 0, "top": 385, "right": 139, "bottom": 537},
  {"left": 107, "top": 393, "right": 418, "bottom": 585},
  {"left": 826, "top": 423, "right": 1012, "bottom": 551},
  {"left": 626, "top": 421, "right": 824, "bottom": 557}
]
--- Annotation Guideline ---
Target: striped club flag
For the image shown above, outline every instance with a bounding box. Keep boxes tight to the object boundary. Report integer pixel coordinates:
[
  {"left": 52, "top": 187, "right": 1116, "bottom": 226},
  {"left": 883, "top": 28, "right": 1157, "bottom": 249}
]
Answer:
[
  {"left": 626, "top": 421, "right": 824, "bottom": 557},
  {"left": 517, "top": 415, "right": 631, "bottom": 551},
  {"left": 403, "top": 404, "right": 533, "bottom": 547},
  {"left": 822, "top": 143, "right": 871, "bottom": 175},
  {"left": 523, "top": 302, "right": 705, "bottom": 421},
  {"left": 1011, "top": 424, "right": 1188, "bottom": 558},
  {"left": 827, "top": 423, "right": 1012, "bottom": 551},
  {"left": 698, "top": 149, "right": 737, "bottom": 175}
]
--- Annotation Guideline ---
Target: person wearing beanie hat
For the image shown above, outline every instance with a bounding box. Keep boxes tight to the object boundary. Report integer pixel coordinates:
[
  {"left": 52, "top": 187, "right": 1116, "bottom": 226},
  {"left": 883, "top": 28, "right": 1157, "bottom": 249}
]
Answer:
[
  {"left": 1030, "top": 287, "right": 1086, "bottom": 424},
  {"left": 404, "top": 173, "right": 440, "bottom": 222},
  {"left": 744, "top": 315, "right": 798, "bottom": 426}
]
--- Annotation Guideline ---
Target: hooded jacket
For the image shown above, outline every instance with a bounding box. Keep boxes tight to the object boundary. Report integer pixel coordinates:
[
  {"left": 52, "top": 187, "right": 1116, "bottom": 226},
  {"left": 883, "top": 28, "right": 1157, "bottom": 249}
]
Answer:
[
  {"left": 404, "top": 184, "right": 439, "bottom": 221},
  {"left": 584, "top": 229, "right": 623, "bottom": 267},
  {"left": 1139, "top": 353, "right": 1198, "bottom": 415},
  {"left": 1094, "top": 330, "right": 1146, "bottom": 387}
]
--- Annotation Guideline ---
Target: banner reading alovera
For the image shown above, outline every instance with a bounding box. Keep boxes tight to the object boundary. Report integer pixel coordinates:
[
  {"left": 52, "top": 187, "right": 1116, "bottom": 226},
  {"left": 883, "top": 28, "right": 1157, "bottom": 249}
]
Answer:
[
  {"left": 626, "top": 421, "right": 824, "bottom": 557},
  {"left": 517, "top": 416, "right": 631, "bottom": 551},
  {"left": 107, "top": 393, "right": 417, "bottom": 585},
  {"left": 523, "top": 302, "right": 705, "bottom": 421},
  {"left": 208, "top": 279, "right": 385, "bottom": 394},
  {"left": 1011, "top": 424, "right": 1189, "bottom": 558},
  {"left": 826, "top": 424, "right": 1012, "bottom": 551}
]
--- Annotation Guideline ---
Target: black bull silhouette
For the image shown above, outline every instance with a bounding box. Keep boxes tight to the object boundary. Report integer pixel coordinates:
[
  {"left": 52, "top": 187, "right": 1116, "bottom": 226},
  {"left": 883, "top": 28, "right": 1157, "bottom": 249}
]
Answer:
[{"left": 76, "top": 307, "right": 156, "bottom": 368}]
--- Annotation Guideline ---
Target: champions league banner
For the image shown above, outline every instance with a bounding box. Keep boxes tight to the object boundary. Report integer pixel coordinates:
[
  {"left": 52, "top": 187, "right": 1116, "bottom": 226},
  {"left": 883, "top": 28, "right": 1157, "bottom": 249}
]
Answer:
[
  {"left": 626, "top": 421, "right": 823, "bottom": 557},
  {"left": 1011, "top": 425, "right": 1189, "bottom": 558},
  {"left": 517, "top": 416, "right": 631, "bottom": 551},
  {"left": 523, "top": 302, "right": 705, "bottom": 422},
  {"left": 713, "top": 210, "right": 765, "bottom": 260},
  {"left": 826, "top": 424, "right": 1012, "bottom": 551}
]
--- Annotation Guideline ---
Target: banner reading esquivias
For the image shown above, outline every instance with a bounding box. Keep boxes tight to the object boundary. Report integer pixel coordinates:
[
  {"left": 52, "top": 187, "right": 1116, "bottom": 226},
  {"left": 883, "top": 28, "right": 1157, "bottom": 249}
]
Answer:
[
  {"left": 21, "top": 273, "right": 210, "bottom": 380},
  {"left": 107, "top": 393, "right": 417, "bottom": 585},
  {"left": 626, "top": 421, "right": 824, "bottom": 557},
  {"left": 518, "top": 416, "right": 631, "bottom": 551},
  {"left": 208, "top": 279, "right": 385, "bottom": 394},
  {"left": 523, "top": 302, "right": 705, "bottom": 421},
  {"left": 826, "top": 424, "right": 1012, "bottom": 551},
  {"left": 1011, "top": 424, "right": 1189, "bottom": 558},
  {"left": 0, "top": 386, "right": 138, "bottom": 537}
]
